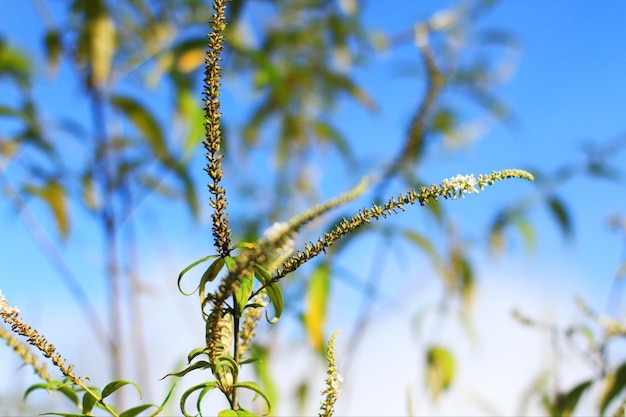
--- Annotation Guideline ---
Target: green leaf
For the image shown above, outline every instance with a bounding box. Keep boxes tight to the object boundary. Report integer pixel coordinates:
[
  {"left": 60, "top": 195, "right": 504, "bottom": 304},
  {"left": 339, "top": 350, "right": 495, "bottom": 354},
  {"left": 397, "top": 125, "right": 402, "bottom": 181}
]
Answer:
[
  {"left": 44, "top": 30, "right": 63, "bottom": 76},
  {"left": 0, "top": 38, "right": 32, "bottom": 88},
  {"left": 218, "top": 410, "right": 238, "bottom": 417},
  {"left": 304, "top": 262, "right": 331, "bottom": 351},
  {"left": 163, "top": 360, "right": 212, "bottom": 378},
  {"left": 232, "top": 381, "right": 271, "bottom": 412},
  {"left": 600, "top": 361, "right": 626, "bottom": 416},
  {"left": 250, "top": 344, "right": 278, "bottom": 411},
  {"left": 82, "top": 390, "right": 98, "bottom": 415},
  {"left": 547, "top": 196, "right": 572, "bottom": 239},
  {"left": 178, "top": 254, "right": 219, "bottom": 296},
  {"left": 402, "top": 229, "right": 443, "bottom": 271},
  {"left": 180, "top": 382, "right": 219, "bottom": 417},
  {"left": 119, "top": 404, "right": 157, "bottom": 417},
  {"left": 426, "top": 345, "right": 455, "bottom": 402},
  {"left": 23, "top": 180, "right": 70, "bottom": 239},
  {"left": 253, "top": 264, "right": 283, "bottom": 323},
  {"left": 225, "top": 256, "right": 253, "bottom": 315},
  {"left": 199, "top": 257, "right": 226, "bottom": 307},
  {"left": 110, "top": 95, "right": 167, "bottom": 159},
  {"left": 550, "top": 380, "right": 592, "bottom": 417},
  {"left": 102, "top": 380, "right": 141, "bottom": 400},
  {"left": 177, "top": 89, "right": 205, "bottom": 157}
]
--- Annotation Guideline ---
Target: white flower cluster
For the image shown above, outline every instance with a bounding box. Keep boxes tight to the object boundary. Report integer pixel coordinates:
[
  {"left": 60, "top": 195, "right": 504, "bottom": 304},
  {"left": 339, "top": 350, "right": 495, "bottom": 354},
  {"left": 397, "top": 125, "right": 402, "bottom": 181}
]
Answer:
[
  {"left": 441, "top": 174, "right": 480, "bottom": 199},
  {"left": 262, "top": 222, "right": 295, "bottom": 257},
  {"left": 0, "top": 290, "right": 20, "bottom": 315}
]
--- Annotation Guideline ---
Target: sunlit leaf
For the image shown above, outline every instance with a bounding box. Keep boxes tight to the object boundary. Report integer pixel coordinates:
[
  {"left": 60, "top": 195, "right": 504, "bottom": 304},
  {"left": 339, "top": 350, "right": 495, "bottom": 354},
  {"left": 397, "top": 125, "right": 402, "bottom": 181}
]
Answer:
[
  {"left": 0, "top": 38, "right": 32, "bottom": 88},
  {"left": 426, "top": 345, "right": 455, "bottom": 402},
  {"left": 600, "top": 361, "right": 626, "bottom": 416},
  {"left": 250, "top": 344, "right": 279, "bottom": 411},
  {"left": 24, "top": 180, "right": 70, "bottom": 239},
  {"left": 177, "top": 89, "right": 205, "bottom": 157},
  {"left": 110, "top": 95, "right": 167, "bottom": 159},
  {"left": 304, "top": 262, "right": 331, "bottom": 351},
  {"left": 90, "top": 13, "right": 115, "bottom": 88}
]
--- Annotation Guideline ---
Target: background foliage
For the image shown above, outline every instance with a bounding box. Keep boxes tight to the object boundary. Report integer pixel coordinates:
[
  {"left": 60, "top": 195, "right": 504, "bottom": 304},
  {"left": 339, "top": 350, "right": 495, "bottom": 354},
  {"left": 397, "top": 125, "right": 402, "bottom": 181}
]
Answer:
[{"left": 1, "top": 0, "right": 626, "bottom": 415}]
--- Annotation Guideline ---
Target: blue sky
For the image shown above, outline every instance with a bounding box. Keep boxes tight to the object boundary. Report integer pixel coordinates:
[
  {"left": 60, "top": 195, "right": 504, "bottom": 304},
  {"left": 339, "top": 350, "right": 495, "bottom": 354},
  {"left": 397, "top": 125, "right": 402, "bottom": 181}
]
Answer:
[{"left": 2, "top": 1, "right": 626, "bottom": 415}]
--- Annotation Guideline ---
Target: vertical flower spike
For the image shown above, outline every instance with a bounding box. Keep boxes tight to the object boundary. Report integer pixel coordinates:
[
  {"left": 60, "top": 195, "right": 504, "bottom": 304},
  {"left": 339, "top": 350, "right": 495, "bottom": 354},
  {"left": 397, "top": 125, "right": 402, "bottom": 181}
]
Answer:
[
  {"left": 319, "top": 329, "right": 343, "bottom": 417},
  {"left": 204, "top": 0, "right": 232, "bottom": 258}
]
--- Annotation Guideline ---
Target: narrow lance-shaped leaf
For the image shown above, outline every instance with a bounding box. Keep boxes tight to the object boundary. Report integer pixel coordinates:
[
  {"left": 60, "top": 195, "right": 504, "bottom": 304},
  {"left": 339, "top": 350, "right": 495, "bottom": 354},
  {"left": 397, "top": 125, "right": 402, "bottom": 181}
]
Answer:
[
  {"left": 547, "top": 196, "right": 572, "bottom": 239},
  {"left": 304, "top": 262, "right": 331, "bottom": 351},
  {"left": 23, "top": 180, "right": 70, "bottom": 239},
  {"left": 600, "top": 361, "right": 626, "bottom": 416},
  {"left": 110, "top": 95, "right": 167, "bottom": 159},
  {"left": 253, "top": 264, "right": 283, "bottom": 323}
]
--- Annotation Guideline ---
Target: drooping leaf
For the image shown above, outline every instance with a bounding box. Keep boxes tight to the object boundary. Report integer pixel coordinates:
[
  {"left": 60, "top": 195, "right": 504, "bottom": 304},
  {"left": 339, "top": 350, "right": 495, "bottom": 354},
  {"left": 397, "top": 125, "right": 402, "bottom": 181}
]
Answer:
[
  {"left": 224, "top": 256, "right": 254, "bottom": 315},
  {"left": 110, "top": 95, "right": 167, "bottom": 159},
  {"left": 163, "top": 361, "right": 212, "bottom": 379},
  {"left": 89, "top": 13, "right": 116, "bottom": 88},
  {"left": 0, "top": 38, "right": 32, "bottom": 88},
  {"left": 119, "top": 404, "right": 157, "bottom": 417},
  {"left": 23, "top": 180, "right": 70, "bottom": 239},
  {"left": 547, "top": 196, "right": 572, "bottom": 239},
  {"left": 177, "top": 89, "right": 205, "bottom": 157},
  {"left": 425, "top": 345, "right": 455, "bottom": 402},
  {"left": 250, "top": 344, "right": 279, "bottom": 411},
  {"left": 304, "top": 262, "right": 331, "bottom": 351},
  {"left": 44, "top": 30, "right": 63, "bottom": 76},
  {"left": 253, "top": 264, "right": 283, "bottom": 323},
  {"left": 600, "top": 361, "right": 626, "bottom": 416},
  {"left": 549, "top": 380, "right": 593, "bottom": 417},
  {"left": 231, "top": 381, "right": 271, "bottom": 413},
  {"left": 101, "top": 380, "right": 141, "bottom": 400},
  {"left": 180, "top": 382, "right": 219, "bottom": 417},
  {"left": 178, "top": 254, "right": 220, "bottom": 296},
  {"left": 82, "top": 391, "right": 98, "bottom": 415}
]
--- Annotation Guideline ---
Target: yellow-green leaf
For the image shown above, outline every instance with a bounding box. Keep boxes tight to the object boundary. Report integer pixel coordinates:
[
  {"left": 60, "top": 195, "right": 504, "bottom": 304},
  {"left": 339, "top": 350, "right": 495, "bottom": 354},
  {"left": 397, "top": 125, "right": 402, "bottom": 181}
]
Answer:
[
  {"left": 600, "top": 361, "right": 626, "bottom": 416},
  {"left": 90, "top": 13, "right": 115, "bottom": 88},
  {"left": 304, "top": 262, "right": 330, "bottom": 351},
  {"left": 110, "top": 95, "right": 167, "bottom": 158},
  {"left": 426, "top": 345, "right": 455, "bottom": 402},
  {"left": 24, "top": 181, "right": 70, "bottom": 239}
]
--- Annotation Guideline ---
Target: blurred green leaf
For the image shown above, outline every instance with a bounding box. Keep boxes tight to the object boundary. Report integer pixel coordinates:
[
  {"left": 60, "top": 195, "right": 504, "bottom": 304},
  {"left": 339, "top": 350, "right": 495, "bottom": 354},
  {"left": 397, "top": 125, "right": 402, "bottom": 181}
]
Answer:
[
  {"left": 44, "top": 30, "right": 63, "bottom": 76},
  {"left": 250, "top": 344, "right": 279, "bottom": 412},
  {"left": 600, "top": 361, "right": 626, "bottom": 416},
  {"left": 304, "top": 262, "right": 331, "bottom": 351},
  {"left": 0, "top": 38, "right": 32, "bottom": 88},
  {"left": 426, "top": 345, "right": 455, "bottom": 402},
  {"left": 23, "top": 180, "right": 70, "bottom": 239},
  {"left": 549, "top": 380, "right": 592, "bottom": 417},
  {"left": 110, "top": 95, "right": 166, "bottom": 157},
  {"left": 547, "top": 196, "right": 572, "bottom": 239}
]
